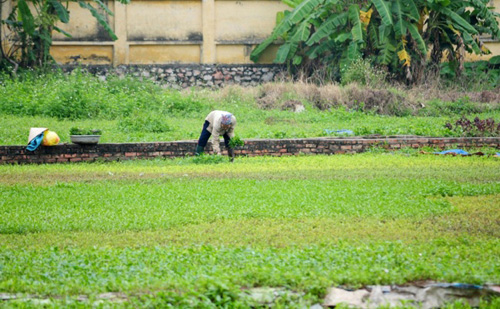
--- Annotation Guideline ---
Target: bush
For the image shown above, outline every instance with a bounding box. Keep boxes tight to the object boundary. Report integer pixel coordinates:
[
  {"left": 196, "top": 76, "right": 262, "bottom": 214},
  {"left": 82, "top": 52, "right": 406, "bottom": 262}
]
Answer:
[
  {"left": 256, "top": 83, "right": 295, "bottom": 110},
  {"left": 418, "top": 97, "right": 485, "bottom": 117},
  {"left": 106, "top": 74, "right": 160, "bottom": 96},
  {"left": 340, "top": 59, "right": 388, "bottom": 88},
  {"left": 0, "top": 69, "right": 208, "bottom": 120},
  {"left": 0, "top": 69, "right": 122, "bottom": 119},
  {"left": 343, "top": 84, "right": 412, "bottom": 116},
  {"left": 440, "top": 58, "right": 500, "bottom": 91}
]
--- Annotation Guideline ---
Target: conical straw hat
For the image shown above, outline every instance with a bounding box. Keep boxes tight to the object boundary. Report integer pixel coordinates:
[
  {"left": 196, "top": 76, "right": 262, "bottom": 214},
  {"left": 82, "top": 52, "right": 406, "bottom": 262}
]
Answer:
[{"left": 28, "top": 128, "right": 48, "bottom": 144}]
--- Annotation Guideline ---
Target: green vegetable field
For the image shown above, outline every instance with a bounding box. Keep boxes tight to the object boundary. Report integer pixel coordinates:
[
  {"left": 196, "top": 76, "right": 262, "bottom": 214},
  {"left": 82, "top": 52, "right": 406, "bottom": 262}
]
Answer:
[
  {"left": 1, "top": 154, "right": 499, "bottom": 307},
  {"left": 0, "top": 70, "right": 499, "bottom": 307}
]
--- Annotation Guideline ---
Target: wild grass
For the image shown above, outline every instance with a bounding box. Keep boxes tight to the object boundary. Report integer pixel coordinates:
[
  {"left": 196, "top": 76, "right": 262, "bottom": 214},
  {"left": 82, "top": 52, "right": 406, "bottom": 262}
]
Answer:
[
  {"left": 0, "top": 70, "right": 499, "bottom": 145},
  {"left": 0, "top": 154, "right": 499, "bottom": 306},
  {"left": 2, "top": 107, "right": 500, "bottom": 145}
]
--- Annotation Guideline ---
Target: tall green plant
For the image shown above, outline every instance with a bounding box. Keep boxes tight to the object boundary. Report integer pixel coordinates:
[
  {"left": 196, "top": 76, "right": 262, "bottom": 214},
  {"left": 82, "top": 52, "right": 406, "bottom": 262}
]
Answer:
[
  {"left": 251, "top": 0, "right": 500, "bottom": 83},
  {"left": 423, "top": 0, "right": 499, "bottom": 69},
  {"left": 1, "top": 0, "right": 130, "bottom": 70}
]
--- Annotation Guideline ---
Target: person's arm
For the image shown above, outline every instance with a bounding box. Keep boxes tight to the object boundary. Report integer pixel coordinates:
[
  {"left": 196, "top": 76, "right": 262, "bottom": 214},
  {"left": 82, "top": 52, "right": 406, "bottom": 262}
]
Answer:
[{"left": 211, "top": 131, "right": 221, "bottom": 155}]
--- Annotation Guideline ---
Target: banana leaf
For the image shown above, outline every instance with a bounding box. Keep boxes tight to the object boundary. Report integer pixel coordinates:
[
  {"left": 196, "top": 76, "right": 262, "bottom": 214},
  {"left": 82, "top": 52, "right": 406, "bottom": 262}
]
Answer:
[
  {"left": 378, "top": 38, "right": 396, "bottom": 64},
  {"left": 17, "top": 0, "right": 35, "bottom": 35},
  {"left": 392, "top": 0, "right": 405, "bottom": 38},
  {"left": 348, "top": 5, "right": 363, "bottom": 43},
  {"left": 306, "top": 12, "right": 347, "bottom": 45},
  {"left": 49, "top": 0, "right": 70, "bottom": 23},
  {"left": 93, "top": 0, "right": 114, "bottom": 16},
  {"left": 54, "top": 26, "right": 72, "bottom": 38},
  {"left": 443, "top": 8, "right": 478, "bottom": 35},
  {"left": 291, "top": 20, "right": 311, "bottom": 42},
  {"left": 251, "top": 0, "right": 322, "bottom": 61},
  {"left": 306, "top": 39, "right": 336, "bottom": 59},
  {"left": 405, "top": 21, "right": 427, "bottom": 55},
  {"left": 371, "top": 0, "right": 393, "bottom": 26},
  {"left": 401, "top": 0, "right": 419, "bottom": 21}
]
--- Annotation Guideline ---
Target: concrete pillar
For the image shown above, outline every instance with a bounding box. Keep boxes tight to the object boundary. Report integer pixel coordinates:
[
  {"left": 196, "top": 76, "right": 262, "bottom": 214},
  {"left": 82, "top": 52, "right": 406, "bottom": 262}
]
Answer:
[
  {"left": 202, "top": 0, "right": 216, "bottom": 64},
  {"left": 113, "top": 1, "right": 128, "bottom": 66}
]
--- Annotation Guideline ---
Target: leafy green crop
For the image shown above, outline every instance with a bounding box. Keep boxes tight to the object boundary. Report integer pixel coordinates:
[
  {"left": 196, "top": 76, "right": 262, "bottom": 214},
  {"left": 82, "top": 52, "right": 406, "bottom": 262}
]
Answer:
[
  {"left": 229, "top": 136, "right": 244, "bottom": 148},
  {"left": 0, "top": 154, "right": 499, "bottom": 306},
  {"left": 69, "top": 127, "right": 102, "bottom": 135}
]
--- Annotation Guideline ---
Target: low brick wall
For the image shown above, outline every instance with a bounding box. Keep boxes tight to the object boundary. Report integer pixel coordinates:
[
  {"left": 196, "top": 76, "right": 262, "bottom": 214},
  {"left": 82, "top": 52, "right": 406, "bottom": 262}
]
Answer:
[{"left": 1, "top": 136, "right": 499, "bottom": 164}]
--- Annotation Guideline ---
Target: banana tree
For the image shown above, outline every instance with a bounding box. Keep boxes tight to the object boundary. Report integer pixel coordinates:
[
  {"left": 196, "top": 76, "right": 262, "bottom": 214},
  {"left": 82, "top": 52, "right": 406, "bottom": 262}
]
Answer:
[
  {"left": 419, "top": 0, "right": 499, "bottom": 71},
  {"left": 250, "top": 0, "right": 427, "bottom": 80},
  {"left": 250, "top": 0, "right": 369, "bottom": 79},
  {"left": 251, "top": 0, "right": 500, "bottom": 83},
  {"left": 2, "top": 0, "right": 130, "bottom": 69},
  {"left": 365, "top": 0, "right": 427, "bottom": 81}
]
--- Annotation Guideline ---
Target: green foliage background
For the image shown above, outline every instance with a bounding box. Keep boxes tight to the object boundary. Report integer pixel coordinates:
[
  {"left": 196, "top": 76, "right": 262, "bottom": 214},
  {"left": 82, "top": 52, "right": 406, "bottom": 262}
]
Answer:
[{"left": 0, "top": 69, "right": 499, "bottom": 145}]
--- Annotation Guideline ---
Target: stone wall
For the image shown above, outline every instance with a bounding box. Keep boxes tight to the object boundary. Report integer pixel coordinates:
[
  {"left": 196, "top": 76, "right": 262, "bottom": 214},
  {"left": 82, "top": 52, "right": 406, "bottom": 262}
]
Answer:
[
  {"left": 63, "top": 64, "right": 284, "bottom": 88},
  {"left": 1, "top": 136, "right": 499, "bottom": 164}
]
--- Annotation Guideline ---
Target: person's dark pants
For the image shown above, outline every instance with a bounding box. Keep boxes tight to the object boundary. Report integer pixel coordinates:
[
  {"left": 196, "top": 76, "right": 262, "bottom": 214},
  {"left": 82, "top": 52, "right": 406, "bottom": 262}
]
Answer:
[{"left": 196, "top": 120, "right": 230, "bottom": 155}]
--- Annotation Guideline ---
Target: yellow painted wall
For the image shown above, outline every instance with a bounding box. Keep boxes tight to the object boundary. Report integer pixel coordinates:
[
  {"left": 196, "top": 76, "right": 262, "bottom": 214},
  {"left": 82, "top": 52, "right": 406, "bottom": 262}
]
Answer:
[
  {"left": 129, "top": 44, "right": 201, "bottom": 63},
  {"left": 2, "top": 0, "right": 286, "bottom": 65},
  {"left": 50, "top": 45, "right": 114, "bottom": 65},
  {"left": 127, "top": 1, "right": 202, "bottom": 42},
  {"left": 2, "top": 0, "right": 499, "bottom": 65},
  {"left": 215, "top": 1, "right": 285, "bottom": 42},
  {"left": 52, "top": 1, "right": 116, "bottom": 41}
]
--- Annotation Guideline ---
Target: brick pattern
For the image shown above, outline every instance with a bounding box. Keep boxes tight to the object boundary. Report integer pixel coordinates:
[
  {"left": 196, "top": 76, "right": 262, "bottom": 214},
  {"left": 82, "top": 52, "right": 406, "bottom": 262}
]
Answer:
[{"left": 1, "top": 136, "right": 499, "bottom": 164}]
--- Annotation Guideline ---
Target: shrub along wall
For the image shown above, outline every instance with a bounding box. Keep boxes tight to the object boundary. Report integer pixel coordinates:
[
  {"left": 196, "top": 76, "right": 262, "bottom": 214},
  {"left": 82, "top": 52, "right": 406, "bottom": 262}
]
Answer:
[{"left": 1, "top": 136, "right": 499, "bottom": 164}]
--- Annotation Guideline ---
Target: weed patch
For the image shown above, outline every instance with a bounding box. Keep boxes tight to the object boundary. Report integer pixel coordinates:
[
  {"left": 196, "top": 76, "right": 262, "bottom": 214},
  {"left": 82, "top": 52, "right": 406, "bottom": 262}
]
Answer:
[{"left": 118, "top": 112, "right": 171, "bottom": 133}]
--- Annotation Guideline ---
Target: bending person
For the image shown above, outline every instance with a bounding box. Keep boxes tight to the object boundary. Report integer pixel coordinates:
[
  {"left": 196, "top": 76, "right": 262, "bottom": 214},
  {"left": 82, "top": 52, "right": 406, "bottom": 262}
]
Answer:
[{"left": 195, "top": 110, "right": 237, "bottom": 161}]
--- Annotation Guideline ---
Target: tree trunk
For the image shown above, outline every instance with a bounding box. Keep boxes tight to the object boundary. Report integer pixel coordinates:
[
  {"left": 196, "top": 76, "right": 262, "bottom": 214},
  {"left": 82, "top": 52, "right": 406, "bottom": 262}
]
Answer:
[{"left": 0, "top": 0, "right": 4, "bottom": 63}]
